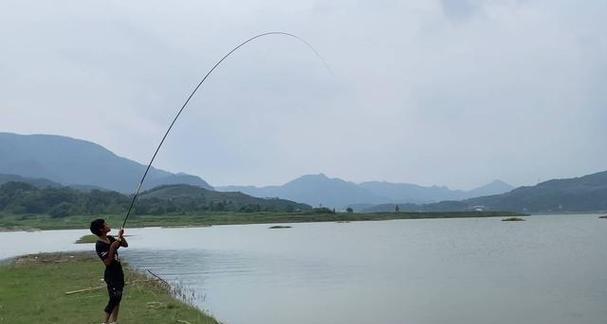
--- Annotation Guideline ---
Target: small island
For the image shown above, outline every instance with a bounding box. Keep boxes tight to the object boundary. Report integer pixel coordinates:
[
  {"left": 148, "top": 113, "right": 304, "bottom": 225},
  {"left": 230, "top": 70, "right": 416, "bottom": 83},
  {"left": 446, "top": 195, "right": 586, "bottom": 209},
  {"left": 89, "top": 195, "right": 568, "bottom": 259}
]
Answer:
[
  {"left": 75, "top": 234, "right": 132, "bottom": 244},
  {"left": 269, "top": 225, "right": 292, "bottom": 229},
  {"left": 502, "top": 217, "right": 525, "bottom": 221},
  {"left": 599, "top": 215, "right": 607, "bottom": 219},
  {"left": 75, "top": 234, "right": 98, "bottom": 244}
]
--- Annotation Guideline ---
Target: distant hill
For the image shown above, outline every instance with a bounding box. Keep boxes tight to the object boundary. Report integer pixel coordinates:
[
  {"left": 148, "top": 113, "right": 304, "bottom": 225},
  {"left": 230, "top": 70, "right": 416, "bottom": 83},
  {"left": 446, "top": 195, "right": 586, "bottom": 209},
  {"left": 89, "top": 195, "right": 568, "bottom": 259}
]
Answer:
[
  {"left": 0, "top": 132, "right": 212, "bottom": 193},
  {"left": 465, "top": 180, "right": 514, "bottom": 198},
  {"left": 218, "top": 174, "right": 513, "bottom": 209},
  {"left": 0, "top": 173, "right": 61, "bottom": 188},
  {"left": 358, "top": 181, "right": 464, "bottom": 203},
  {"left": 219, "top": 174, "right": 387, "bottom": 208},
  {"left": 358, "top": 179, "right": 514, "bottom": 203},
  {"left": 139, "top": 185, "right": 310, "bottom": 213},
  {"left": 464, "top": 171, "right": 607, "bottom": 212},
  {"left": 0, "top": 181, "right": 310, "bottom": 216},
  {"left": 362, "top": 170, "right": 607, "bottom": 213}
]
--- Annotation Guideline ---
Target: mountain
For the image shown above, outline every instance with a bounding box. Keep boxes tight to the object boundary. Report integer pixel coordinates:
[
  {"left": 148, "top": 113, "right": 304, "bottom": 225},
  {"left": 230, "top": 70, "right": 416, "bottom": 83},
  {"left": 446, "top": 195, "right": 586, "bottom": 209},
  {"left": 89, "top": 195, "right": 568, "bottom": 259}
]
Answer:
[
  {"left": 465, "top": 179, "right": 514, "bottom": 198},
  {"left": 464, "top": 171, "right": 607, "bottom": 212},
  {"left": 218, "top": 174, "right": 513, "bottom": 209},
  {"left": 358, "top": 181, "right": 465, "bottom": 203},
  {"left": 0, "top": 132, "right": 212, "bottom": 193},
  {"left": 364, "top": 170, "right": 607, "bottom": 213},
  {"left": 220, "top": 174, "right": 387, "bottom": 209},
  {"left": 358, "top": 179, "right": 514, "bottom": 203}
]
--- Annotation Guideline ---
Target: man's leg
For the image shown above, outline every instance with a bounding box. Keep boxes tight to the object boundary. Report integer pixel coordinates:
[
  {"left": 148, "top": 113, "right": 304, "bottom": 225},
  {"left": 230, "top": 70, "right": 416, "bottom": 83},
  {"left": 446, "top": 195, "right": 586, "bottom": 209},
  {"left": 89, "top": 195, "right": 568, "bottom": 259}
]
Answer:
[
  {"left": 110, "top": 304, "right": 120, "bottom": 322},
  {"left": 105, "top": 283, "right": 123, "bottom": 322}
]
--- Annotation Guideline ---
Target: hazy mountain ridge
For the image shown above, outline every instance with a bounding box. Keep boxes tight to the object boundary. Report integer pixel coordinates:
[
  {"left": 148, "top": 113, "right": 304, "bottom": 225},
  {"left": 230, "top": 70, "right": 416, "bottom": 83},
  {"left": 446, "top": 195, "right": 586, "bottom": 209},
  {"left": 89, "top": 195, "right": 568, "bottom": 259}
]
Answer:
[
  {"left": 220, "top": 174, "right": 387, "bottom": 208},
  {"left": 1, "top": 132, "right": 515, "bottom": 208},
  {"left": 465, "top": 180, "right": 514, "bottom": 198},
  {"left": 0, "top": 132, "right": 212, "bottom": 193},
  {"left": 358, "top": 181, "right": 464, "bottom": 203},
  {"left": 464, "top": 170, "right": 607, "bottom": 212},
  {"left": 218, "top": 174, "right": 513, "bottom": 209},
  {"left": 363, "top": 171, "right": 607, "bottom": 213},
  {"left": 13, "top": 131, "right": 601, "bottom": 213}
]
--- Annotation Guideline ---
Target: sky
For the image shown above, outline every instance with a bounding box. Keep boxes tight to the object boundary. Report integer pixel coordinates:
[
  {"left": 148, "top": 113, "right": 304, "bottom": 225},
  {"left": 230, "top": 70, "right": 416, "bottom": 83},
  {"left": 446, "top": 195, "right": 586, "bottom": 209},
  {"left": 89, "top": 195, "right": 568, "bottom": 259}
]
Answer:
[{"left": 0, "top": 0, "right": 605, "bottom": 190}]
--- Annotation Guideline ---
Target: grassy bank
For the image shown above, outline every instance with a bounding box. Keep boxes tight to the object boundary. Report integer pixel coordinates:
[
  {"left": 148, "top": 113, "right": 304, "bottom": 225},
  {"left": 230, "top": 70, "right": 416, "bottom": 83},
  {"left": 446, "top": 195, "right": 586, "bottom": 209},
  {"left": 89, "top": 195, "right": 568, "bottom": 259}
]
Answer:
[
  {"left": 0, "top": 252, "right": 218, "bottom": 324},
  {"left": 0, "top": 211, "right": 526, "bottom": 231}
]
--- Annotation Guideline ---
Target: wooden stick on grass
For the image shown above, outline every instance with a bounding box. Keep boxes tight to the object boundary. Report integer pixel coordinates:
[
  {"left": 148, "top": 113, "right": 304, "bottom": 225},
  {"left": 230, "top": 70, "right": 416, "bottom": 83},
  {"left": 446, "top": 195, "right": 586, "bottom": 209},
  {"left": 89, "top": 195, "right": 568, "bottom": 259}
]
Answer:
[{"left": 64, "top": 279, "right": 154, "bottom": 295}]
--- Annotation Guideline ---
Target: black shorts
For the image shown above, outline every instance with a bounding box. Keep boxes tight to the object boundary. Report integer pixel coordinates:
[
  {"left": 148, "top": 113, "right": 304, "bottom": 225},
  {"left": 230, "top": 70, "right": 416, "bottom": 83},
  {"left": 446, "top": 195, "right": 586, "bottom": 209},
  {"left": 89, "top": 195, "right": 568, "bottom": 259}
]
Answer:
[{"left": 104, "top": 281, "right": 124, "bottom": 314}]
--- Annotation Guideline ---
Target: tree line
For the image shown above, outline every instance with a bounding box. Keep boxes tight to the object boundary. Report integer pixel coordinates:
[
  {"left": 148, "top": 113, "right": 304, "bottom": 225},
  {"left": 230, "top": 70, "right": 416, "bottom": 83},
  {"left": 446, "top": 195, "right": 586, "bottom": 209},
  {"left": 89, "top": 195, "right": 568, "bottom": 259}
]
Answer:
[{"left": 0, "top": 181, "right": 307, "bottom": 217}]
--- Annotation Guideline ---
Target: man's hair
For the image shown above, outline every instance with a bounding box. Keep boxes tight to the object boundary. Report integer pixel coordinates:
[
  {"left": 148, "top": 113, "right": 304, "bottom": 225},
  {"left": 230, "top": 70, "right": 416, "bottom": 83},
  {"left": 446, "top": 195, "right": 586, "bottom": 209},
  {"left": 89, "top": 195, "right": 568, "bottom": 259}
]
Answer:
[{"left": 90, "top": 218, "right": 106, "bottom": 236}]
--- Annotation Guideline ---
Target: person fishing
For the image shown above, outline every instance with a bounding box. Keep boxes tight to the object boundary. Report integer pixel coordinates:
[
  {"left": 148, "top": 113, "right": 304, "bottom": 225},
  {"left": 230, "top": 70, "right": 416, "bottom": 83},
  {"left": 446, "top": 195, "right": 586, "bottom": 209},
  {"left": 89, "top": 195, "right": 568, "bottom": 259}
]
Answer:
[
  {"left": 119, "top": 32, "right": 329, "bottom": 230},
  {"left": 90, "top": 219, "right": 128, "bottom": 324},
  {"left": 103, "top": 32, "right": 326, "bottom": 323}
]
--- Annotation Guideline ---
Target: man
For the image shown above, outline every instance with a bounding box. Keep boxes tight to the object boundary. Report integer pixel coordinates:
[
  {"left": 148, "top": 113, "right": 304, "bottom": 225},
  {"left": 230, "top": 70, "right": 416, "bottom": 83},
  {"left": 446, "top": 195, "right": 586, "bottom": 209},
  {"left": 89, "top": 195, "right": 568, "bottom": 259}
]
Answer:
[{"left": 90, "top": 219, "right": 128, "bottom": 324}]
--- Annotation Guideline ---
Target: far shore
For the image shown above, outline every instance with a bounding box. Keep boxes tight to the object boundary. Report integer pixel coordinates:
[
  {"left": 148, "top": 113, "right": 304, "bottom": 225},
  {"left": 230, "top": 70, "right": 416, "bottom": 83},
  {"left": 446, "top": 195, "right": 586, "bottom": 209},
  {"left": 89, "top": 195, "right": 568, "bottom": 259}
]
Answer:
[{"left": 0, "top": 211, "right": 527, "bottom": 232}]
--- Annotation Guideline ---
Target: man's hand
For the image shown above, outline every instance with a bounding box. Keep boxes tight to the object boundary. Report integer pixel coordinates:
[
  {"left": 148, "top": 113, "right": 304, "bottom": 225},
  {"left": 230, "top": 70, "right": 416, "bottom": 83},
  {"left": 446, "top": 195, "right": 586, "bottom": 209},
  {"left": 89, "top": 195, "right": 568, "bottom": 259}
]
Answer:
[
  {"left": 111, "top": 240, "right": 121, "bottom": 250},
  {"left": 118, "top": 228, "right": 128, "bottom": 248}
]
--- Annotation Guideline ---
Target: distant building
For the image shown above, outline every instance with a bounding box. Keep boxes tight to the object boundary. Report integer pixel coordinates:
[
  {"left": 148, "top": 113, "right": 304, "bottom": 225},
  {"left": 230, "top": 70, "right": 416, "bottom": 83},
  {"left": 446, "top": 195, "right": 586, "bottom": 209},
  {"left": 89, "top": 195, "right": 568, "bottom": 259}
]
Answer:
[{"left": 471, "top": 205, "right": 485, "bottom": 212}]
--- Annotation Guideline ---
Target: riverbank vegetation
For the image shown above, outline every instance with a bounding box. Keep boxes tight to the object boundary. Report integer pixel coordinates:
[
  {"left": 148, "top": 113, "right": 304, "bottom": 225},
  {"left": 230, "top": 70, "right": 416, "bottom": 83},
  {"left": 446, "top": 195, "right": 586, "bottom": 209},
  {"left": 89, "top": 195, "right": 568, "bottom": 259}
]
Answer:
[
  {"left": 0, "top": 252, "right": 218, "bottom": 323},
  {"left": 0, "top": 210, "right": 526, "bottom": 231},
  {"left": 0, "top": 181, "right": 529, "bottom": 232}
]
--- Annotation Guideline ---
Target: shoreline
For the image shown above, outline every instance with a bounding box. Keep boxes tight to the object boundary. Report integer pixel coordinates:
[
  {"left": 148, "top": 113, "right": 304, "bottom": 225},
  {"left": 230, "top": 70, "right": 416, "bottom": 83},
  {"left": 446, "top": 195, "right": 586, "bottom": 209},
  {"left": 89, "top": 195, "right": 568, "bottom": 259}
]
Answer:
[
  {"left": 0, "top": 211, "right": 527, "bottom": 232},
  {"left": 0, "top": 252, "right": 219, "bottom": 323}
]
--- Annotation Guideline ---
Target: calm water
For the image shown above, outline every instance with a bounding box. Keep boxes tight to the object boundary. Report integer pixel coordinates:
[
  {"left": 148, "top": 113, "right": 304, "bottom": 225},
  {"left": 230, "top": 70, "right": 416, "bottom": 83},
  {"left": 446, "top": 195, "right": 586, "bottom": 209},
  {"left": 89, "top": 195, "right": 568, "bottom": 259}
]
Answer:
[{"left": 2, "top": 215, "right": 606, "bottom": 324}]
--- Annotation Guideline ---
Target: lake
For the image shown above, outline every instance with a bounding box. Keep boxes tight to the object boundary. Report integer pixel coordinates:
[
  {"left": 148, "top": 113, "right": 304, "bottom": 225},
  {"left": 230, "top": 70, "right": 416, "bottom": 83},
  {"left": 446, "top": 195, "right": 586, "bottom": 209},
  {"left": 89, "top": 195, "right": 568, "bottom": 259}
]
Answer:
[{"left": 2, "top": 214, "right": 606, "bottom": 324}]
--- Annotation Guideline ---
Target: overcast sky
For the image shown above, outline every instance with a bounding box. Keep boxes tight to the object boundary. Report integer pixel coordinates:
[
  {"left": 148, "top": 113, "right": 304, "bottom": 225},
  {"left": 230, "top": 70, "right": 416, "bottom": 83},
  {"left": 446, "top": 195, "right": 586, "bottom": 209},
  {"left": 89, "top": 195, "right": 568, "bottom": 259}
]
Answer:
[{"left": 1, "top": 0, "right": 605, "bottom": 189}]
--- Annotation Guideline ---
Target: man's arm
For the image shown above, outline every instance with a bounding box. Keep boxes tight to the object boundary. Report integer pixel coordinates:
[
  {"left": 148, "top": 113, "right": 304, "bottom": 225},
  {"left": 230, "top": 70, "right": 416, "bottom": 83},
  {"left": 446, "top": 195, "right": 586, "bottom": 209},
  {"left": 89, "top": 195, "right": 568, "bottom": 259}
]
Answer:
[
  {"left": 102, "top": 241, "right": 121, "bottom": 266},
  {"left": 118, "top": 229, "right": 128, "bottom": 248}
]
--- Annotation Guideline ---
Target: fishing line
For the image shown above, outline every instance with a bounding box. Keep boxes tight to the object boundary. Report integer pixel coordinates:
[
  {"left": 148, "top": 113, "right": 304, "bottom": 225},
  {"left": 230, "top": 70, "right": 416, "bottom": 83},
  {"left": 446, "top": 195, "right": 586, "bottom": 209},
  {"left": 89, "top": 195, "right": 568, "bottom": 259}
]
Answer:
[{"left": 121, "top": 31, "right": 331, "bottom": 229}]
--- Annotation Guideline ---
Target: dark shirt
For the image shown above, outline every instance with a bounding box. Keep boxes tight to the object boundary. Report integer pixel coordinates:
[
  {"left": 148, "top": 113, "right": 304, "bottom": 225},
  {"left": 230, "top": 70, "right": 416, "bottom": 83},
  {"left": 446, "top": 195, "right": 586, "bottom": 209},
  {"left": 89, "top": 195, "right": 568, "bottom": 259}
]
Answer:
[{"left": 95, "top": 235, "right": 124, "bottom": 285}]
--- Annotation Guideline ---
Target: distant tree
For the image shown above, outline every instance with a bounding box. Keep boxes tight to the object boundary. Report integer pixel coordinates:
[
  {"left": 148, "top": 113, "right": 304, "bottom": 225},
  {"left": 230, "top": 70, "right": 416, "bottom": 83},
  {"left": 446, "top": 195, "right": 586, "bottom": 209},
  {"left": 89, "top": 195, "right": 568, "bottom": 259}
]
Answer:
[
  {"left": 149, "top": 205, "right": 166, "bottom": 215},
  {"left": 395, "top": 205, "right": 400, "bottom": 213},
  {"left": 240, "top": 204, "right": 261, "bottom": 213},
  {"left": 0, "top": 181, "right": 311, "bottom": 216},
  {"left": 214, "top": 202, "right": 225, "bottom": 211},
  {"left": 49, "top": 202, "right": 72, "bottom": 218},
  {"left": 346, "top": 207, "right": 353, "bottom": 213},
  {"left": 312, "top": 207, "right": 334, "bottom": 214}
]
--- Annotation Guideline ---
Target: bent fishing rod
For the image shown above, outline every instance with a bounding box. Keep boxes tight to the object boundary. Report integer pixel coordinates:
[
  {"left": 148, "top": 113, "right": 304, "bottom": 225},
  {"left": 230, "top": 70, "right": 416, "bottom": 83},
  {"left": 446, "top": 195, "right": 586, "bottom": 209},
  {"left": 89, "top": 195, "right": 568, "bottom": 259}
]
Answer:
[{"left": 120, "top": 31, "right": 330, "bottom": 229}]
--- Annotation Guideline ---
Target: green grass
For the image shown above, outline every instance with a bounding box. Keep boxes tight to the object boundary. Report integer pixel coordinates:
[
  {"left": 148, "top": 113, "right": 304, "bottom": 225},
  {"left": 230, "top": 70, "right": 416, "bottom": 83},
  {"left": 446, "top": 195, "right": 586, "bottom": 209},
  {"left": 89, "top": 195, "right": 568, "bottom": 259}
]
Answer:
[
  {"left": 0, "top": 253, "right": 218, "bottom": 324},
  {"left": 0, "top": 210, "right": 526, "bottom": 231}
]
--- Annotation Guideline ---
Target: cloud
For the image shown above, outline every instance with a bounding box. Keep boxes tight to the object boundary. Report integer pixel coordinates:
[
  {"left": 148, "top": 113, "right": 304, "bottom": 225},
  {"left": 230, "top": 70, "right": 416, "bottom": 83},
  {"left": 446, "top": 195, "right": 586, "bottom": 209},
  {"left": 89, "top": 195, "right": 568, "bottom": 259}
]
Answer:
[
  {"left": 0, "top": 0, "right": 605, "bottom": 189},
  {"left": 440, "top": 0, "right": 479, "bottom": 21}
]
